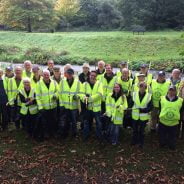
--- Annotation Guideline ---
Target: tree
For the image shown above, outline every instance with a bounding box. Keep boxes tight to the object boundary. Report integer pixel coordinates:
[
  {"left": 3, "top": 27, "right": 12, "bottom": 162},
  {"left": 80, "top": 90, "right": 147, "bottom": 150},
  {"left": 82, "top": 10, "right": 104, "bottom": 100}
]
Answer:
[
  {"left": 0, "top": 0, "right": 58, "bottom": 32},
  {"left": 97, "top": 0, "right": 123, "bottom": 29},
  {"left": 55, "top": 0, "right": 80, "bottom": 19},
  {"left": 79, "top": 0, "right": 100, "bottom": 27}
]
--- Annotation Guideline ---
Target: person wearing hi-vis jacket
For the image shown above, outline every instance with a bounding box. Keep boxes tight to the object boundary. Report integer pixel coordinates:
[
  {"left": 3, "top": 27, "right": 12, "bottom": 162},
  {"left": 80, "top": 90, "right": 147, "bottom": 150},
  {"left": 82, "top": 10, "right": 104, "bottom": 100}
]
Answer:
[
  {"left": 158, "top": 85, "right": 183, "bottom": 150},
  {"left": 36, "top": 70, "right": 58, "bottom": 140},
  {"left": 105, "top": 83, "right": 128, "bottom": 145},
  {"left": 80, "top": 70, "right": 103, "bottom": 141},
  {"left": 17, "top": 78, "right": 38, "bottom": 138},
  {"left": 130, "top": 81, "right": 152, "bottom": 148}
]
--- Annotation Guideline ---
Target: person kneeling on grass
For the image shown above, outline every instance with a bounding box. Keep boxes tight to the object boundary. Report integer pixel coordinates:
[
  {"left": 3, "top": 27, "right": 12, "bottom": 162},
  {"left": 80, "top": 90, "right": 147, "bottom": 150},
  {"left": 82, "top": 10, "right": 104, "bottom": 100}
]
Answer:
[
  {"left": 130, "top": 82, "right": 152, "bottom": 148},
  {"left": 105, "top": 83, "right": 128, "bottom": 145},
  {"left": 158, "top": 85, "right": 184, "bottom": 150}
]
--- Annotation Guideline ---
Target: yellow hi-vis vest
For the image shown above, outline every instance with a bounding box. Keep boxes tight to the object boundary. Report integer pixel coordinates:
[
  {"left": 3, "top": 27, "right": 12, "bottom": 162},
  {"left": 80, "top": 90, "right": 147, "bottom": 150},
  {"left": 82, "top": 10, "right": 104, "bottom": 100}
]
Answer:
[
  {"left": 22, "top": 70, "right": 33, "bottom": 79},
  {"left": 80, "top": 81, "right": 103, "bottom": 112},
  {"left": 18, "top": 88, "right": 38, "bottom": 115},
  {"left": 134, "top": 73, "right": 153, "bottom": 86},
  {"left": 7, "top": 77, "right": 23, "bottom": 106},
  {"left": 131, "top": 82, "right": 151, "bottom": 95},
  {"left": 117, "top": 77, "right": 133, "bottom": 96},
  {"left": 116, "top": 70, "right": 132, "bottom": 78},
  {"left": 58, "top": 78, "right": 81, "bottom": 110},
  {"left": 151, "top": 79, "right": 170, "bottom": 108},
  {"left": 36, "top": 79, "right": 58, "bottom": 110},
  {"left": 132, "top": 92, "right": 152, "bottom": 121},
  {"left": 99, "top": 74, "right": 118, "bottom": 101},
  {"left": 106, "top": 94, "right": 128, "bottom": 125},
  {"left": 159, "top": 96, "right": 183, "bottom": 126}
]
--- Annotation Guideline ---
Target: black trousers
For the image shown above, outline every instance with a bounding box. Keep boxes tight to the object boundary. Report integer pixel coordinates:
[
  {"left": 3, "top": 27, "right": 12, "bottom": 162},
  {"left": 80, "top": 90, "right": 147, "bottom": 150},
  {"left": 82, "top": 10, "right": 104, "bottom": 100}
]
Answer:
[
  {"left": 131, "top": 120, "right": 147, "bottom": 146},
  {"left": 21, "top": 113, "right": 38, "bottom": 137},
  {"left": 158, "top": 122, "right": 178, "bottom": 149},
  {"left": 0, "top": 103, "right": 8, "bottom": 130},
  {"left": 58, "top": 107, "right": 78, "bottom": 138},
  {"left": 40, "top": 108, "right": 57, "bottom": 138}
]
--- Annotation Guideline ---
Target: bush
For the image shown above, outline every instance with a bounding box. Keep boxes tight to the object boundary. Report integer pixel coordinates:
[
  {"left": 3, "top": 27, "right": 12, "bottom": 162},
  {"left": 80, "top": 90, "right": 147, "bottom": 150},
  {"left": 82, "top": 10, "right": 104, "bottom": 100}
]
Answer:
[
  {"left": 24, "top": 47, "right": 54, "bottom": 64},
  {"left": 0, "top": 45, "right": 21, "bottom": 55}
]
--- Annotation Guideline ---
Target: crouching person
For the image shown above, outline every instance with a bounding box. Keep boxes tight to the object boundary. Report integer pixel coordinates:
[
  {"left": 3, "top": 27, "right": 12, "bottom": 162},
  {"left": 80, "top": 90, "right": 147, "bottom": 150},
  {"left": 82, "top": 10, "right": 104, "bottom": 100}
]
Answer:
[
  {"left": 158, "top": 85, "right": 183, "bottom": 150},
  {"left": 18, "top": 78, "right": 38, "bottom": 138},
  {"left": 105, "top": 83, "right": 128, "bottom": 145},
  {"left": 80, "top": 71, "right": 103, "bottom": 141},
  {"left": 131, "top": 82, "right": 152, "bottom": 148}
]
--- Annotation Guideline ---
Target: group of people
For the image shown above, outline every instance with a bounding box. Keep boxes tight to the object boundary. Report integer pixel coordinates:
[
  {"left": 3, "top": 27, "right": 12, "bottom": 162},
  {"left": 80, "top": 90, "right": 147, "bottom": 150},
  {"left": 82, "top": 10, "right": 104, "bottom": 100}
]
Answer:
[{"left": 0, "top": 59, "right": 184, "bottom": 150}]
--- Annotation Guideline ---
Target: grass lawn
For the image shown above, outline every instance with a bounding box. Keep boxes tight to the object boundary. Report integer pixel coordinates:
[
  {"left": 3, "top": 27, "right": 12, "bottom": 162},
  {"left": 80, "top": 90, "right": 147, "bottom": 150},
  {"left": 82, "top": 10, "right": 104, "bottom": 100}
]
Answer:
[
  {"left": 0, "top": 31, "right": 184, "bottom": 70},
  {"left": 0, "top": 125, "right": 184, "bottom": 183}
]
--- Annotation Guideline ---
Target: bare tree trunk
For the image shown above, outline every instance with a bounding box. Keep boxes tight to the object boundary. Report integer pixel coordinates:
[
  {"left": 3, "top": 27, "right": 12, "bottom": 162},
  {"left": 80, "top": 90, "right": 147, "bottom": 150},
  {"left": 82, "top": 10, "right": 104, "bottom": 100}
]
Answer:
[{"left": 27, "top": 16, "right": 32, "bottom": 32}]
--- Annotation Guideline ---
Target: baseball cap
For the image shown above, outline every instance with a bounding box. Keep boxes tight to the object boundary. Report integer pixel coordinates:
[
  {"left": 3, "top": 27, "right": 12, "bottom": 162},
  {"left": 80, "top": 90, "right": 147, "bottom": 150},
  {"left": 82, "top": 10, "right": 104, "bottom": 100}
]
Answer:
[
  {"left": 158, "top": 71, "right": 165, "bottom": 76},
  {"left": 169, "top": 85, "right": 177, "bottom": 91},
  {"left": 66, "top": 68, "right": 74, "bottom": 75}
]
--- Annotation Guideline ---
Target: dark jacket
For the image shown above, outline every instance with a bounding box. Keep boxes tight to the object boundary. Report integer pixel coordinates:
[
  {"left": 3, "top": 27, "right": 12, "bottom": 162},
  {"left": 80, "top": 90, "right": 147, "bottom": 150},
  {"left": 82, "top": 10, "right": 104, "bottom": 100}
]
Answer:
[
  {"left": 79, "top": 72, "right": 90, "bottom": 83},
  {"left": 0, "top": 79, "right": 8, "bottom": 104}
]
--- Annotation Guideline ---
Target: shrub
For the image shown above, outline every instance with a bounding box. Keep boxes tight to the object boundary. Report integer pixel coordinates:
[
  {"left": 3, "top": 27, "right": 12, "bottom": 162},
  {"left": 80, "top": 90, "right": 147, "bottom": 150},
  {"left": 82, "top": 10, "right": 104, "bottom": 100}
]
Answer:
[{"left": 24, "top": 47, "right": 54, "bottom": 64}]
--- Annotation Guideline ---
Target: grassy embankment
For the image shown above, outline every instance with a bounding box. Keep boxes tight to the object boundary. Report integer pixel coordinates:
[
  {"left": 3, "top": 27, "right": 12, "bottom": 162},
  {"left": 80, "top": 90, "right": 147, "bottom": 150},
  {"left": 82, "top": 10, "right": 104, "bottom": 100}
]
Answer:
[{"left": 0, "top": 31, "right": 184, "bottom": 70}]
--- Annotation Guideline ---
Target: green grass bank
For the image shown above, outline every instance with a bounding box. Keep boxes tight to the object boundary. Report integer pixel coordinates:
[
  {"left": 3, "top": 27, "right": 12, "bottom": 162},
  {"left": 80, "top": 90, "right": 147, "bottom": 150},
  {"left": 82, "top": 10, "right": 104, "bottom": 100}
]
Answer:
[{"left": 0, "top": 31, "right": 184, "bottom": 71}]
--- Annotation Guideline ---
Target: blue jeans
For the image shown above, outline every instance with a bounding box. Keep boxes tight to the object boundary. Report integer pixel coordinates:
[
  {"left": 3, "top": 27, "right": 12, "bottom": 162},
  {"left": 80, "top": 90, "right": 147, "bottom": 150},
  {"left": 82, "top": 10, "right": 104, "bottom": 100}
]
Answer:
[
  {"left": 83, "top": 110, "right": 102, "bottom": 141},
  {"left": 110, "top": 124, "right": 120, "bottom": 144}
]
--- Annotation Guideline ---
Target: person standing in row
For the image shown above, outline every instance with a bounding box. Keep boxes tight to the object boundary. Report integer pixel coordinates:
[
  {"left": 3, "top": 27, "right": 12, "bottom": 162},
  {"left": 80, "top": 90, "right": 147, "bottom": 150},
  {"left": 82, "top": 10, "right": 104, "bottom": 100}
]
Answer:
[
  {"left": 150, "top": 71, "right": 170, "bottom": 132},
  {"left": 169, "top": 69, "right": 182, "bottom": 93},
  {"left": 131, "top": 82, "right": 152, "bottom": 148},
  {"left": 106, "top": 83, "right": 128, "bottom": 145},
  {"left": 47, "top": 60, "right": 55, "bottom": 76},
  {"left": 52, "top": 66, "right": 62, "bottom": 84},
  {"left": 58, "top": 68, "right": 81, "bottom": 139},
  {"left": 23, "top": 60, "right": 33, "bottom": 79},
  {"left": 18, "top": 78, "right": 38, "bottom": 138},
  {"left": 0, "top": 69, "right": 9, "bottom": 131},
  {"left": 116, "top": 61, "right": 132, "bottom": 78},
  {"left": 133, "top": 64, "right": 153, "bottom": 86},
  {"left": 80, "top": 71, "right": 103, "bottom": 141},
  {"left": 31, "top": 65, "right": 41, "bottom": 88},
  {"left": 99, "top": 64, "right": 117, "bottom": 137},
  {"left": 7, "top": 66, "right": 24, "bottom": 129},
  {"left": 96, "top": 60, "right": 106, "bottom": 80},
  {"left": 79, "top": 63, "right": 90, "bottom": 83},
  {"left": 36, "top": 70, "right": 58, "bottom": 140},
  {"left": 158, "top": 85, "right": 183, "bottom": 150}
]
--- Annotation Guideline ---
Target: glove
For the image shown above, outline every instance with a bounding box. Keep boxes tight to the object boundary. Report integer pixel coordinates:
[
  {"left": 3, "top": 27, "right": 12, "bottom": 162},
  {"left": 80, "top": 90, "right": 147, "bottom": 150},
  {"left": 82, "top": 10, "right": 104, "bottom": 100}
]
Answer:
[
  {"left": 52, "top": 95, "right": 57, "bottom": 101},
  {"left": 73, "top": 95, "right": 78, "bottom": 100},
  {"left": 86, "top": 94, "right": 90, "bottom": 97}
]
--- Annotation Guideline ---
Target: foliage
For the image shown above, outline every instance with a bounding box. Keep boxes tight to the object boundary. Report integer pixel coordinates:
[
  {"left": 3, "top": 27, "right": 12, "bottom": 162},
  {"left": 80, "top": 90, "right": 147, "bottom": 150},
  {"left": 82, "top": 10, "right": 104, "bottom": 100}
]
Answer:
[
  {"left": 0, "top": 128, "right": 184, "bottom": 183},
  {"left": 55, "top": 0, "right": 80, "bottom": 18},
  {"left": 0, "top": 0, "right": 184, "bottom": 31},
  {"left": 0, "top": 0, "right": 59, "bottom": 32}
]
